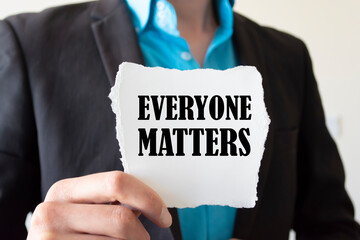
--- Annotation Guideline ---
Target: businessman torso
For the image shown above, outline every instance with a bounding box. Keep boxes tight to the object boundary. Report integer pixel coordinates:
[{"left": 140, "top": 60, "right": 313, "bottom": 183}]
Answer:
[{"left": 0, "top": 0, "right": 358, "bottom": 239}]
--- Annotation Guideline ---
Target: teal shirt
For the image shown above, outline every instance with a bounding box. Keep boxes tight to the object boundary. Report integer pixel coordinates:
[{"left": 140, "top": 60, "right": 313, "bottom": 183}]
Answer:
[{"left": 126, "top": 0, "right": 238, "bottom": 239}]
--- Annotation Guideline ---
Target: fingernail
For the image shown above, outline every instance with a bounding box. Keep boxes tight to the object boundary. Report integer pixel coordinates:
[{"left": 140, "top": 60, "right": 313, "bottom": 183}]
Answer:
[{"left": 160, "top": 207, "right": 172, "bottom": 227}]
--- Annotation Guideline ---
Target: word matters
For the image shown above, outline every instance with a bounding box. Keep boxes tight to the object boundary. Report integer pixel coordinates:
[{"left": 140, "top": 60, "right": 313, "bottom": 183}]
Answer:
[{"left": 138, "top": 95, "right": 252, "bottom": 157}]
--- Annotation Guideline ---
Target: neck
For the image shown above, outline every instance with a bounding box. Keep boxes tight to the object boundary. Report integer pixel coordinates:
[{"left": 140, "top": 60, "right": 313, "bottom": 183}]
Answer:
[
  {"left": 168, "top": 0, "right": 218, "bottom": 33},
  {"left": 167, "top": 0, "right": 218, "bottom": 67}
]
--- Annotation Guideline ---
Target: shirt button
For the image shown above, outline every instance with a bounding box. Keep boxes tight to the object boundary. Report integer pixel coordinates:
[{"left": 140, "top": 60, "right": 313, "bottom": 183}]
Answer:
[
  {"left": 157, "top": 19, "right": 166, "bottom": 28},
  {"left": 157, "top": 10, "right": 166, "bottom": 19},
  {"left": 156, "top": 1, "right": 165, "bottom": 10},
  {"left": 181, "top": 52, "right": 192, "bottom": 61}
]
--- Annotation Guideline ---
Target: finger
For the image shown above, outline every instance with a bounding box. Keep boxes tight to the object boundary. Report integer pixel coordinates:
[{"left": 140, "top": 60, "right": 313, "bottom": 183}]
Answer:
[
  {"left": 110, "top": 201, "right": 141, "bottom": 217},
  {"left": 31, "top": 202, "right": 150, "bottom": 240},
  {"left": 45, "top": 171, "right": 172, "bottom": 228},
  {"left": 28, "top": 231, "right": 121, "bottom": 240}
]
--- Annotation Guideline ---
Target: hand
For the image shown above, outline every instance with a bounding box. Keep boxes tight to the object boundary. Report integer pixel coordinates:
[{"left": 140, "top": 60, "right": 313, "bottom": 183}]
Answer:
[{"left": 27, "top": 171, "right": 172, "bottom": 240}]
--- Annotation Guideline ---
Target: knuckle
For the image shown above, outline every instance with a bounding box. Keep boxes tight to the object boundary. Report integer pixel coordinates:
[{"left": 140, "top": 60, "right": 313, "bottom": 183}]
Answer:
[
  {"left": 45, "top": 179, "right": 67, "bottom": 201},
  {"left": 31, "top": 202, "right": 56, "bottom": 229},
  {"left": 27, "top": 230, "right": 56, "bottom": 240},
  {"left": 44, "top": 183, "right": 58, "bottom": 201},
  {"left": 37, "top": 232, "right": 57, "bottom": 240},
  {"left": 106, "top": 171, "right": 127, "bottom": 200},
  {"left": 111, "top": 206, "right": 134, "bottom": 236}
]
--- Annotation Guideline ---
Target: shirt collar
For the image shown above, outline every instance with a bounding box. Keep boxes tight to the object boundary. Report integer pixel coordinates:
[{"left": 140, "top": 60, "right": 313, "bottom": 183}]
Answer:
[{"left": 126, "top": 0, "right": 235, "bottom": 35}]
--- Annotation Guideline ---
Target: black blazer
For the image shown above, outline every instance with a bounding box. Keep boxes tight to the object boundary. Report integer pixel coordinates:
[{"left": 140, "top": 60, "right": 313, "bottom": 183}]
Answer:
[{"left": 0, "top": 0, "right": 359, "bottom": 239}]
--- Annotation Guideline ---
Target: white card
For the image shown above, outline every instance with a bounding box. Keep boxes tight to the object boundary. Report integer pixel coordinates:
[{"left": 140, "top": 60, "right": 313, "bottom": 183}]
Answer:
[{"left": 109, "top": 62, "right": 270, "bottom": 208}]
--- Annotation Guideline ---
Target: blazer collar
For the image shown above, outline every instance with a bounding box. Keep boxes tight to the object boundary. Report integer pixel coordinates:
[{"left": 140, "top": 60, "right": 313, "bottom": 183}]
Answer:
[{"left": 90, "top": 0, "right": 144, "bottom": 87}]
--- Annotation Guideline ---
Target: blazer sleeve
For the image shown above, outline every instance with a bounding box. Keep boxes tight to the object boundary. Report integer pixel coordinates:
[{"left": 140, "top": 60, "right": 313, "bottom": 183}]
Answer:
[
  {"left": 0, "top": 19, "right": 41, "bottom": 238},
  {"left": 293, "top": 43, "right": 360, "bottom": 239}
]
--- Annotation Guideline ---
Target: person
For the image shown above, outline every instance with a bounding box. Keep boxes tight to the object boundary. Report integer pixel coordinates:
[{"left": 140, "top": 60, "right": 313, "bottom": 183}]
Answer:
[{"left": 0, "top": 0, "right": 359, "bottom": 239}]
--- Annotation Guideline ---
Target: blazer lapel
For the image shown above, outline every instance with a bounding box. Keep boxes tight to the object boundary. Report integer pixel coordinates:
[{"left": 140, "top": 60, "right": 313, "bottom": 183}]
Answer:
[
  {"left": 90, "top": 1, "right": 180, "bottom": 239},
  {"left": 90, "top": 0, "right": 144, "bottom": 87},
  {"left": 232, "top": 13, "right": 275, "bottom": 239}
]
